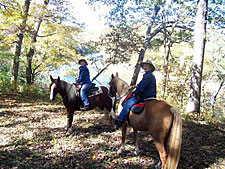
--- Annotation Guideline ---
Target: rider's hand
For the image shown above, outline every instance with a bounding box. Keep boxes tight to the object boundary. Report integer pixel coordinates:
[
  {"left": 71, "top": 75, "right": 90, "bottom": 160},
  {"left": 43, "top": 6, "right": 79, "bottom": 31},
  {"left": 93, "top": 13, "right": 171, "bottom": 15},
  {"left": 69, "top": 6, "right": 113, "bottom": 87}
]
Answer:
[
  {"left": 132, "top": 93, "right": 140, "bottom": 99},
  {"left": 129, "top": 85, "right": 136, "bottom": 91}
]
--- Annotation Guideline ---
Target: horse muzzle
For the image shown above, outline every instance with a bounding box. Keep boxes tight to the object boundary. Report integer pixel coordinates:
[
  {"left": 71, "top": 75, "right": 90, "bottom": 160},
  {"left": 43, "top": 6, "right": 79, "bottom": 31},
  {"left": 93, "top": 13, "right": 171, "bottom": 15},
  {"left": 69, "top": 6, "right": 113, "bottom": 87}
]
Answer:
[{"left": 49, "top": 96, "right": 55, "bottom": 101}]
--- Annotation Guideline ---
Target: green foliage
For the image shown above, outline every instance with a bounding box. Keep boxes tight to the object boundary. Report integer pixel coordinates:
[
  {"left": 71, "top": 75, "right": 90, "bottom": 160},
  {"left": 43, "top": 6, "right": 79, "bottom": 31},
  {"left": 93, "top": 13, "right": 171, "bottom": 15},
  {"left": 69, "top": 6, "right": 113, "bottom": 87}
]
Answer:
[
  {"left": 0, "top": 65, "right": 12, "bottom": 92},
  {"left": 19, "top": 84, "right": 49, "bottom": 101},
  {"left": 99, "top": 23, "right": 144, "bottom": 63},
  {"left": 0, "top": 47, "right": 13, "bottom": 92},
  {"left": 0, "top": 0, "right": 83, "bottom": 85}
]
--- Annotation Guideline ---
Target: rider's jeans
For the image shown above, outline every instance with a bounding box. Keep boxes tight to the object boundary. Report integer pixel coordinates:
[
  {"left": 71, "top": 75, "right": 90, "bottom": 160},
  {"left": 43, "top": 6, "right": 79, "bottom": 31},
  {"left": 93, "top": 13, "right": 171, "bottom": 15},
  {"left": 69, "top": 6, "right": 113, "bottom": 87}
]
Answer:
[
  {"left": 80, "top": 83, "right": 92, "bottom": 106},
  {"left": 118, "top": 96, "right": 138, "bottom": 121}
]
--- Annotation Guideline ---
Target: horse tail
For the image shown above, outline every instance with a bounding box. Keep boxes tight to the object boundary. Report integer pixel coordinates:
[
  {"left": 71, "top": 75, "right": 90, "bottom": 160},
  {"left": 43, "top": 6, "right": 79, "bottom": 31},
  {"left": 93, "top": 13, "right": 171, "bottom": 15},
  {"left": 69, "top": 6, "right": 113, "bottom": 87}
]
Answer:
[{"left": 166, "top": 107, "right": 182, "bottom": 169}]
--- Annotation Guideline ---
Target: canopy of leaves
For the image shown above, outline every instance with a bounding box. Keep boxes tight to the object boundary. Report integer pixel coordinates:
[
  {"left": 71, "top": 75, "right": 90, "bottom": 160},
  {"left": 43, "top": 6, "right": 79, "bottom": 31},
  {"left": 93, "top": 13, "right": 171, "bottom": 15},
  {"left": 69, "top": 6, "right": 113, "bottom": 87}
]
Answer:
[{"left": 0, "top": 0, "right": 82, "bottom": 83}]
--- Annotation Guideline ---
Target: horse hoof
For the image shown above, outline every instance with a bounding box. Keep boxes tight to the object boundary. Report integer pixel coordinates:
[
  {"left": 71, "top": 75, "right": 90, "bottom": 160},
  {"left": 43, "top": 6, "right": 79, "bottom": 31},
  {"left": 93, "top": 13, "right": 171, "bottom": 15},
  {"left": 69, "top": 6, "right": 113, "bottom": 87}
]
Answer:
[
  {"left": 66, "top": 132, "right": 70, "bottom": 136},
  {"left": 117, "top": 149, "right": 122, "bottom": 154},
  {"left": 134, "top": 150, "right": 140, "bottom": 156},
  {"left": 155, "top": 161, "right": 161, "bottom": 169},
  {"left": 117, "top": 147, "right": 125, "bottom": 154}
]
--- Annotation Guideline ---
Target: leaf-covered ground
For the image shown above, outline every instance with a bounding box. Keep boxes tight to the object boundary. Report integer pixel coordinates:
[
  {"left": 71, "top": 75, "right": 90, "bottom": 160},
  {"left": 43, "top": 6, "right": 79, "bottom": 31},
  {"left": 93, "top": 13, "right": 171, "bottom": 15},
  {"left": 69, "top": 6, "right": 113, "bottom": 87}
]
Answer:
[{"left": 0, "top": 93, "right": 224, "bottom": 169}]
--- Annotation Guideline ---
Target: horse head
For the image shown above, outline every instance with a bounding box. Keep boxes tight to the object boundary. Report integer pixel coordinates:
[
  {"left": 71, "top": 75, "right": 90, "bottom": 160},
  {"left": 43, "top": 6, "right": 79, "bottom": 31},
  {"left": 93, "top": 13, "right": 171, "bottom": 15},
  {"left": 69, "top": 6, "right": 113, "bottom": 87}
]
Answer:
[
  {"left": 109, "top": 74, "right": 117, "bottom": 97},
  {"left": 49, "top": 75, "right": 61, "bottom": 101}
]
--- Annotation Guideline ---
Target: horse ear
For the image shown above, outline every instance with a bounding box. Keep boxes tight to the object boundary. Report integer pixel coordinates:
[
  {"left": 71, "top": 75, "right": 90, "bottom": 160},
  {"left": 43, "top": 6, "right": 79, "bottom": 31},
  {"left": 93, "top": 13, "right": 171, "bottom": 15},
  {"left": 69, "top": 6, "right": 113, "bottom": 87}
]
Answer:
[
  {"left": 50, "top": 75, "right": 53, "bottom": 81},
  {"left": 57, "top": 76, "right": 60, "bottom": 81},
  {"left": 111, "top": 74, "right": 114, "bottom": 79},
  {"left": 116, "top": 72, "right": 118, "bottom": 77}
]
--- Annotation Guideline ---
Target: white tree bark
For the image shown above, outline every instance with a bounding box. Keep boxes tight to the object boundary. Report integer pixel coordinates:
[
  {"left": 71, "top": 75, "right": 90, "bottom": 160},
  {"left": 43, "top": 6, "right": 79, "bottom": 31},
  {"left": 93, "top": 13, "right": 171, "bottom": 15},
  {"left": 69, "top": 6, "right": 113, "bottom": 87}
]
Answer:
[{"left": 186, "top": 0, "right": 208, "bottom": 114}]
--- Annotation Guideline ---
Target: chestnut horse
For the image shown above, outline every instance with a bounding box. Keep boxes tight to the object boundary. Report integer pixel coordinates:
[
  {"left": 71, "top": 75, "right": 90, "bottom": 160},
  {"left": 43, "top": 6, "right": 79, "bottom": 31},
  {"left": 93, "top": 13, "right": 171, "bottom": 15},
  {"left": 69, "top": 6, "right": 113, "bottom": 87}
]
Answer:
[
  {"left": 49, "top": 75, "right": 116, "bottom": 136},
  {"left": 109, "top": 73, "right": 182, "bottom": 169}
]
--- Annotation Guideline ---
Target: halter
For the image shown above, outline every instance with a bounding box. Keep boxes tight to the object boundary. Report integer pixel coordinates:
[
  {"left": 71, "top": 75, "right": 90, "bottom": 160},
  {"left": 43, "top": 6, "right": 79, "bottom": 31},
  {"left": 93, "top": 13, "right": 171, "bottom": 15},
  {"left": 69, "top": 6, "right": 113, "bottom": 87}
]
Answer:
[
  {"left": 51, "top": 81, "right": 75, "bottom": 104},
  {"left": 109, "top": 75, "right": 131, "bottom": 101}
]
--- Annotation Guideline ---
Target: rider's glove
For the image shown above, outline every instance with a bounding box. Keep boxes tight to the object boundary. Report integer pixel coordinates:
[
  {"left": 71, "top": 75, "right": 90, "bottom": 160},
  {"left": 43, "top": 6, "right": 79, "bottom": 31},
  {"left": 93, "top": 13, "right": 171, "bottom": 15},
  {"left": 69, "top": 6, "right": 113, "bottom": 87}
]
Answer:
[
  {"left": 132, "top": 93, "right": 140, "bottom": 99},
  {"left": 129, "top": 85, "right": 136, "bottom": 91}
]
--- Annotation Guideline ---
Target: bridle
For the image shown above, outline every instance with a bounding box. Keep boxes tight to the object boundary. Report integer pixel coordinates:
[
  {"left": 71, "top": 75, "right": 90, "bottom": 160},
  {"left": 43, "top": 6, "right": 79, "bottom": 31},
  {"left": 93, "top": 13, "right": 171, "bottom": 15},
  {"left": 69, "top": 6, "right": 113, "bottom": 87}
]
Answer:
[
  {"left": 109, "top": 78, "right": 130, "bottom": 101},
  {"left": 51, "top": 81, "right": 75, "bottom": 102}
]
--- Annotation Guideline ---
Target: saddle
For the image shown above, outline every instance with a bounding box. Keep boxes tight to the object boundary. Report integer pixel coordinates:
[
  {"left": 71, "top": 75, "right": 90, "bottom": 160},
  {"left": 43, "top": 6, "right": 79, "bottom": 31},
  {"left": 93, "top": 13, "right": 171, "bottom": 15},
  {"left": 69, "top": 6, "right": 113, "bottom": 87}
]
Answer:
[
  {"left": 75, "top": 83, "right": 102, "bottom": 98},
  {"left": 122, "top": 93, "right": 156, "bottom": 114}
]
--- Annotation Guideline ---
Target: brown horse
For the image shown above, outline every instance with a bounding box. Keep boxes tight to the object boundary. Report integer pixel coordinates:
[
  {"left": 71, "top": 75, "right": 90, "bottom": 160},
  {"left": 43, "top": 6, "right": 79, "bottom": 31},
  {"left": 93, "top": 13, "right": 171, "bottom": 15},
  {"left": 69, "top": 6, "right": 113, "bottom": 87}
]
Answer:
[
  {"left": 49, "top": 75, "right": 116, "bottom": 136},
  {"left": 109, "top": 73, "right": 182, "bottom": 169}
]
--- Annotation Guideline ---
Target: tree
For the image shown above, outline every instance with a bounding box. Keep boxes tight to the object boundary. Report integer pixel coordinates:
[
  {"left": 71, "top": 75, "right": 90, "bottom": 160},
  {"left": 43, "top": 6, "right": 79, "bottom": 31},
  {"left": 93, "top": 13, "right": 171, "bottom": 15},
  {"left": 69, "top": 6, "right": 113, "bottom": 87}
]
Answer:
[
  {"left": 186, "top": 0, "right": 208, "bottom": 114},
  {"left": 88, "top": 0, "right": 195, "bottom": 85},
  {"left": 130, "top": 4, "right": 161, "bottom": 86},
  {"left": 0, "top": 0, "right": 81, "bottom": 86},
  {"left": 98, "top": 23, "right": 144, "bottom": 64},
  {"left": 13, "top": 0, "right": 31, "bottom": 84},
  {"left": 26, "top": 0, "right": 49, "bottom": 84}
]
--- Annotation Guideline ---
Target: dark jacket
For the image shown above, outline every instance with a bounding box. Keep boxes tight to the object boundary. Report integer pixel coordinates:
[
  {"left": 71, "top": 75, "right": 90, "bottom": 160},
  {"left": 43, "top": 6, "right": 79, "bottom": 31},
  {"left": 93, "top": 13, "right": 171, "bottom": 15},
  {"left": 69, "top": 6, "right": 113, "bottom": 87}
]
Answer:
[
  {"left": 133, "top": 70, "right": 156, "bottom": 101},
  {"left": 76, "top": 65, "right": 91, "bottom": 84}
]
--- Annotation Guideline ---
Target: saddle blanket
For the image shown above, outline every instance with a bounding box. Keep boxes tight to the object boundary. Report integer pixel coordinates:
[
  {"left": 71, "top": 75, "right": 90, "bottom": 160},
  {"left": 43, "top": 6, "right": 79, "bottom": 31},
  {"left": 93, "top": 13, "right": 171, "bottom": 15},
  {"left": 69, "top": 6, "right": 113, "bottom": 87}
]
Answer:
[
  {"left": 87, "top": 86, "right": 103, "bottom": 98},
  {"left": 130, "top": 97, "right": 156, "bottom": 114}
]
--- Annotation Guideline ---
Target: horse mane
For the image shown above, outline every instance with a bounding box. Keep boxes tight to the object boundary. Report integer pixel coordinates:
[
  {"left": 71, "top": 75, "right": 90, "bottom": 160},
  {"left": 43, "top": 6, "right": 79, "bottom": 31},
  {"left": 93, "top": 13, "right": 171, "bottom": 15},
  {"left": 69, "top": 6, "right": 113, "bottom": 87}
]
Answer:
[
  {"left": 59, "top": 80, "right": 76, "bottom": 102},
  {"left": 113, "top": 76, "right": 129, "bottom": 96}
]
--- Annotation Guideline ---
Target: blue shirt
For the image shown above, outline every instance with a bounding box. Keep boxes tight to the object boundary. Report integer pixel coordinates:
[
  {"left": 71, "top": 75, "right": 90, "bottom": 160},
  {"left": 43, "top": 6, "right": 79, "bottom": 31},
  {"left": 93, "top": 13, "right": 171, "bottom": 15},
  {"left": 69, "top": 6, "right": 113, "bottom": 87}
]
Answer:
[
  {"left": 133, "top": 71, "right": 156, "bottom": 101},
  {"left": 76, "top": 65, "right": 91, "bottom": 84}
]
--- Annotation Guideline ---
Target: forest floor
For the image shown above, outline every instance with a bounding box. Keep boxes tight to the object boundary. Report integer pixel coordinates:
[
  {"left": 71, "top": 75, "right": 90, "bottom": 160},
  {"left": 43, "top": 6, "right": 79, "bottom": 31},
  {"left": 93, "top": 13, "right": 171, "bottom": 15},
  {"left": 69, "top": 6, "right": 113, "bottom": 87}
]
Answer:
[{"left": 0, "top": 93, "right": 224, "bottom": 169}]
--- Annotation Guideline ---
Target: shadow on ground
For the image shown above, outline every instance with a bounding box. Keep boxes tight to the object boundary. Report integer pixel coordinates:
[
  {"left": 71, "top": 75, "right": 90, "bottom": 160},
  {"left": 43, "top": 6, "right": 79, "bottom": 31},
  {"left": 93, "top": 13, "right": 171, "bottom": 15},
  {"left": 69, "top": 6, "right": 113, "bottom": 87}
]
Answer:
[{"left": 0, "top": 93, "right": 224, "bottom": 168}]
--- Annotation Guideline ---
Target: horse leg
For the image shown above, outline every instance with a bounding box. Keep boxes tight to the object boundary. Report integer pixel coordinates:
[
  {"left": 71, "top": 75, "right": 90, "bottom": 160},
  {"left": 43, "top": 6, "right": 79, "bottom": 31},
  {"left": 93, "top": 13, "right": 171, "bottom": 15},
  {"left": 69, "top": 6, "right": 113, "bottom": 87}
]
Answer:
[
  {"left": 133, "top": 129, "right": 140, "bottom": 155},
  {"left": 104, "top": 108, "right": 115, "bottom": 126},
  {"left": 102, "top": 108, "right": 110, "bottom": 120},
  {"left": 109, "top": 96, "right": 116, "bottom": 119},
  {"left": 117, "top": 100, "right": 123, "bottom": 114},
  {"left": 154, "top": 141, "right": 167, "bottom": 169},
  {"left": 66, "top": 109, "right": 74, "bottom": 136},
  {"left": 117, "top": 122, "right": 128, "bottom": 154}
]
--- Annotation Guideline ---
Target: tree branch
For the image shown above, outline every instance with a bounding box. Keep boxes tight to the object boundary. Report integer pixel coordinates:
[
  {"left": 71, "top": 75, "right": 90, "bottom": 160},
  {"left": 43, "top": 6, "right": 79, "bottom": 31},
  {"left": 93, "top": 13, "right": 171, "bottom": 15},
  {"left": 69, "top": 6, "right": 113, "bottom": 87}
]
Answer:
[
  {"left": 37, "top": 33, "right": 57, "bottom": 37},
  {"left": 91, "top": 63, "right": 111, "bottom": 82}
]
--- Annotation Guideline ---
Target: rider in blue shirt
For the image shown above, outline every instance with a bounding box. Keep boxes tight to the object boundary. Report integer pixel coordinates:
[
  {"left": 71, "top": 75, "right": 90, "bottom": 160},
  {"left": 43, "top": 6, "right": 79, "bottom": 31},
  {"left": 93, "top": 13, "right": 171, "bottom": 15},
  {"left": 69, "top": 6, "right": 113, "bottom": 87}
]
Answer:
[
  {"left": 76, "top": 59, "right": 92, "bottom": 111},
  {"left": 115, "top": 60, "right": 156, "bottom": 127}
]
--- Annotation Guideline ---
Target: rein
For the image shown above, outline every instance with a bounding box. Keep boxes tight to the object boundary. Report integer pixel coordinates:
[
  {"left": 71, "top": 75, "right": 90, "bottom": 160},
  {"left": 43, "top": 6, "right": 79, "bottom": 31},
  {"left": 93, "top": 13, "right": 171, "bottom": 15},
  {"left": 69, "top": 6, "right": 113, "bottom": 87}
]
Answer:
[{"left": 118, "top": 92, "right": 129, "bottom": 100}]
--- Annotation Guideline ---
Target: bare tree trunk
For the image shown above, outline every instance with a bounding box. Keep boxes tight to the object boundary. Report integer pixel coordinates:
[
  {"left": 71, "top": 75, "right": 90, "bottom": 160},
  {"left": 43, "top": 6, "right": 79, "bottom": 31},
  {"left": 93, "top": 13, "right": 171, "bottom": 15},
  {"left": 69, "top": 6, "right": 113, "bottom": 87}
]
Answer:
[
  {"left": 130, "top": 5, "right": 160, "bottom": 86},
  {"left": 161, "top": 12, "right": 177, "bottom": 99},
  {"left": 162, "top": 23, "right": 175, "bottom": 99},
  {"left": 187, "top": 0, "right": 208, "bottom": 114},
  {"left": 12, "top": 0, "right": 31, "bottom": 84},
  {"left": 26, "top": 0, "right": 49, "bottom": 84},
  {"left": 211, "top": 79, "right": 224, "bottom": 113},
  {"left": 26, "top": 19, "right": 42, "bottom": 84}
]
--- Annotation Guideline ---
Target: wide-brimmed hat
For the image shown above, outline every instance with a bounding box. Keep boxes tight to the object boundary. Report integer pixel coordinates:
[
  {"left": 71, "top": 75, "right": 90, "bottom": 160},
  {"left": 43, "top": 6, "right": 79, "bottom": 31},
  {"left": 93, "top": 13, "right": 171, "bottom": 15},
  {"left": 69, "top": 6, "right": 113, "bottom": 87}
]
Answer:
[
  {"left": 78, "top": 59, "right": 88, "bottom": 65},
  {"left": 140, "top": 60, "right": 155, "bottom": 72}
]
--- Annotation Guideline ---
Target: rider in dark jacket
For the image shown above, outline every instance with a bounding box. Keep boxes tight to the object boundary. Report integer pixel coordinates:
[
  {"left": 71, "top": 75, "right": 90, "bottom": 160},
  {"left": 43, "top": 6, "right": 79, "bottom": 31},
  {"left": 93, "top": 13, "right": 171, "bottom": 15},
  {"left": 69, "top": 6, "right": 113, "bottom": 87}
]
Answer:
[
  {"left": 133, "top": 70, "right": 156, "bottom": 101},
  {"left": 77, "top": 64, "right": 91, "bottom": 85},
  {"left": 76, "top": 59, "right": 92, "bottom": 111},
  {"left": 115, "top": 60, "right": 156, "bottom": 127}
]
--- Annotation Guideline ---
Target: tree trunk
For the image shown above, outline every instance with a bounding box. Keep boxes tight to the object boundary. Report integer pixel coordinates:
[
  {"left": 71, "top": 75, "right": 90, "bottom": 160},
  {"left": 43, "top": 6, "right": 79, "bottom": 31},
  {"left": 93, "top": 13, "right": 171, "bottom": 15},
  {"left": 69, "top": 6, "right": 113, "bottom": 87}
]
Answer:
[
  {"left": 130, "top": 5, "right": 160, "bottom": 86},
  {"left": 26, "top": 20, "right": 42, "bottom": 84},
  {"left": 26, "top": 0, "right": 49, "bottom": 84},
  {"left": 162, "top": 21, "right": 176, "bottom": 99},
  {"left": 186, "top": 0, "right": 208, "bottom": 114},
  {"left": 211, "top": 79, "right": 224, "bottom": 114},
  {"left": 12, "top": 0, "right": 31, "bottom": 84},
  {"left": 26, "top": 48, "right": 34, "bottom": 84}
]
